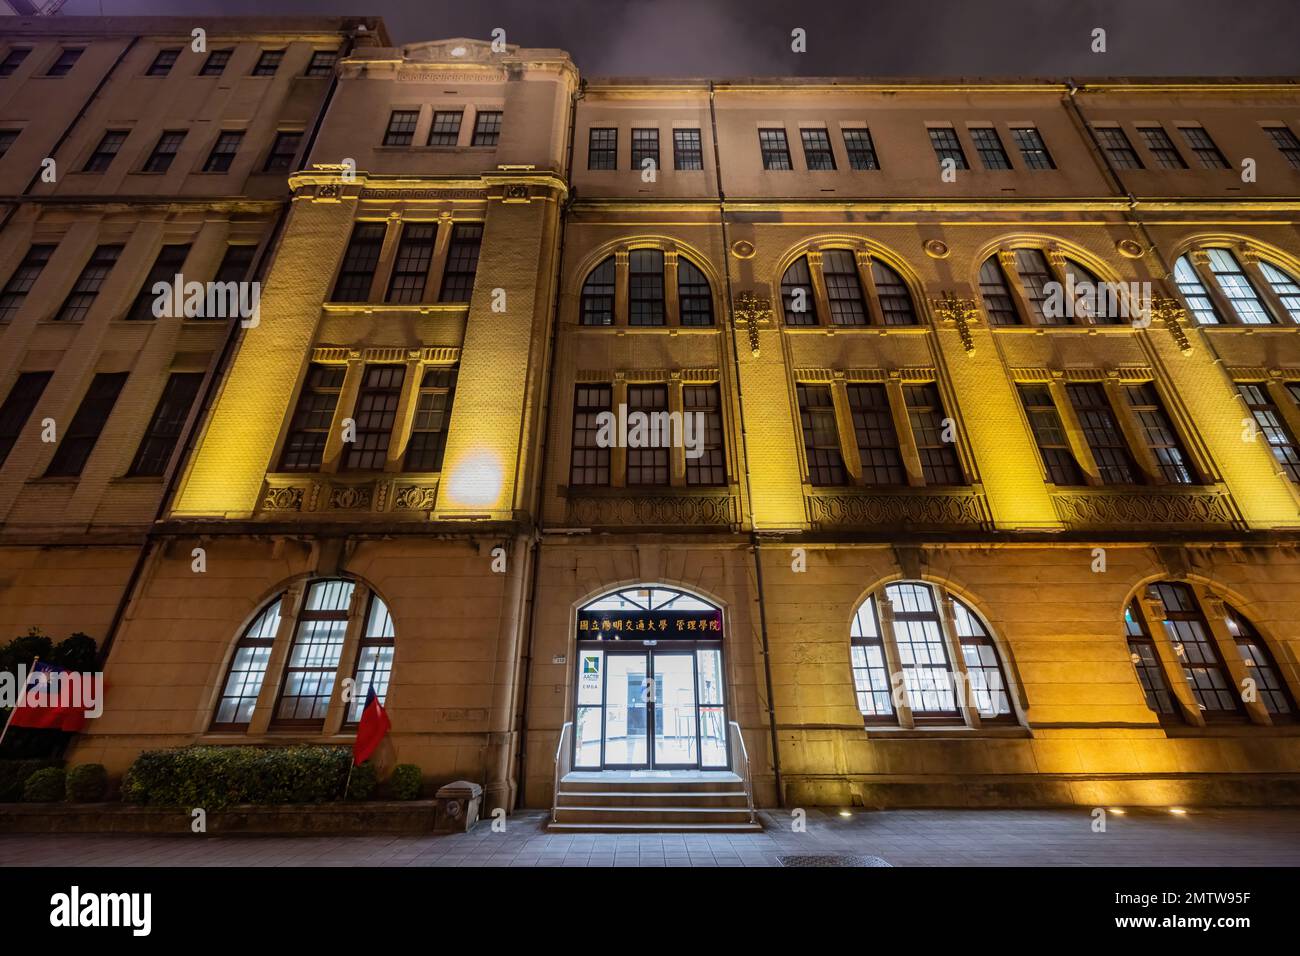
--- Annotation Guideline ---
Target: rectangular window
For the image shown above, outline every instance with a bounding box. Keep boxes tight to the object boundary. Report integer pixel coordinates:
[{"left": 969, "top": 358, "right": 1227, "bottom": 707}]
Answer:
[
  {"left": 842, "top": 128, "right": 879, "bottom": 170},
  {"left": 127, "top": 243, "right": 190, "bottom": 321},
  {"left": 344, "top": 364, "right": 406, "bottom": 471},
  {"left": 127, "top": 372, "right": 203, "bottom": 476},
  {"left": 1265, "top": 125, "right": 1300, "bottom": 169},
  {"left": 1124, "top": 601, "right": 1178, "bottom": 717},
  {"left": 821, "top": 249, "right": 867, "bottom": 326},
  {"left": 979, "top": 257, "right": 1019, "bottom": 325},
  {"left": 672, "top": 128, "right": 702, "bottom": 170},
  {"left": 146, "top": 48, "right": 179, "bottom": 76},
  {"left": 570, "top": 384, "right": 612, "bottom": 486},
  {"left": 626, "top": 385, "right": 669, "bottom": 486},
  {"left": 200, "top": 49, "right": 231, "bottom": 76},
  {"left": 279, "top": 364, "right": 345, "bottom": 472},
  {"left": 0, "top": 129, "right": 18, "bottom": 158},
  {"left": 1017, "top": 384, "right": 1083, "bottom": 485},
  {"left": 1010, "top": 126, "right": 1054, "bottom": 169},
  {"left": 0, "top": 48, "right": 30, "bottom": 77},
  {"left": 847, "top": 384, "right": 904, "bottom": 486},
  {"left": 1237, "top": 383, "right": 1300, "bottom": 482},
  {"left": 905, "top": 383, "right": 964, "bottom": 484},
  {"left": 628, "top": 249, "right": 665, "bottom": 326},
  {"left": 46, "top": 48, "right": 82, "bottom": 77},
  {"left": 1151, "top": 582, "right": 1241, "bottom": 717},
  {"left": 331, "top": 222, "right": 386, "bottom": 302},
  {"left": 55, "top": 244, "right": 122, "bottom": 322},
  {"left": 927, "top": 127, "right": 968, "bottom": 169},
  {"left": 797, "top": 384, "right": 846, "bottom": 486},
  {"left": 759, "top": 128, "right": 791, "bottom": 170},
  {"left": 305, "top": 50, "right": 338, "bottom": 77},
  {"left": 0, "top": 371, "right": 52, "bottom": 467},
  {"left": 438, "top": 223, "right": 482, "bottom": 302},
  {"left": 1065, "top": 382, "right": 1138, "bottom": 484},
  {"left": 213, "top": 244, "right": 256, "bottom": 285},
  {"left": 427, "top": 110, "right": 462, "bottom": 146},
  {"left": 45, "top": 372, "right": 128, "bottom": 477},
  {"left": 252, "top": 50, "right": 283, "bottom": 77},
  {"left": 84, "top": 130, "right": 127, "bottom": 173},
  {"left": 1179, "top": 125, "right": 1229, "bottom": 168},
  {"left": 800, "top": 128, "right": 836, "bottom": 170},
  {"left": 263, "top": 130, "right": 301, "bottom": 172},
  {"left": 383, "top": 110, "right": 419, "bottom": 146},
  {"left": 404, "top": 366, "right": 457, "bottom": 472},
  {"left": 202, "top": 131, "right": 243, "bottom": 172},
  {"left": 1125, "top": 383, "right": 1195, "bottom": 484},
  {"left": 274, "top": 579, "right": 353, "bottom": 727},
  {"left": 888, "top": 582, "right": 959, "bottom": 718},
  {"left": 1136, "top": 126, "right": 1187, "bottom": 169},
  {"left": 587, "top": 128, "right": 617, "bottom": 169},
  {"left": 471, "top": 110, "right": 502, "bottom": 146},
  {"left": 0, "top": 244, "right": 55, "bottom": 323},
  {"left": 143, "top": 130, "right": 185, "bottom": 173},
  {"left": 969, "top": 127, "right": 1011, "bottom": 169},
  {"left": 631, "top": 128, "right": 659, "bottom": 171},
  {"left": 1093, "top": 126, "right": 1143, "bottom": 169},
  {"left": 684, "top": 384, "right": 725, "bottom": 486},
  {"left": 385, "top": 222, "right": 436, "bottom": 303}
]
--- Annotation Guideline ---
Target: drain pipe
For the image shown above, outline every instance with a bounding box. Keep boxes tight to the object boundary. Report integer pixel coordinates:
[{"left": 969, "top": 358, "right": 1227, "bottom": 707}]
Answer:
[
  {"left": 708, "top": 80, "right": 784, "bottom": 806},
  {"left": 513, "top": 75, "right": 583, "bottom": 809}
]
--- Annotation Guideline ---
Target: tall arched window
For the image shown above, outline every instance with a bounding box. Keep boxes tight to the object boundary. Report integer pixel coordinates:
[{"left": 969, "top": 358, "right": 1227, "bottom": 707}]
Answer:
[
  {"left": 1174, "top": 247, "right": 1300, "bottom": 325},
  {"left": 577, "top": 248, "right": 715, "bottom": 327},
  {"left": 1126, "top": 582, "right": 1295, "bottom": 722},
  {"left": 275, "top": 579, "right": 354, "bottom": 728},
  {"left": 211, "top": 596, "right": 282, "bottom": 730},
  {"left": 979, "top": 247, "right": 1122, "bottom": 326},
  {"left": 580, "top": 256, "right": 615, "bottom": 326},
  {"left": 850, "top": 581, "right": 1014, "bottom": 726},
  {"left": 780, "top": 247, "right": 919, "bottom": 326},
  {"left": 345, "top": 592, "right": 396, "bottom": 724}
]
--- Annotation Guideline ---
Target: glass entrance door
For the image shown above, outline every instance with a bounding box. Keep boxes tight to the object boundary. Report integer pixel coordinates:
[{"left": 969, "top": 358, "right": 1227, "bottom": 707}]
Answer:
[
  {"left": 653, "top": 652, "right": 697, "bottom": 767},
  {"left": 602, "top": 653, "right": 649, "bottom": 767}
]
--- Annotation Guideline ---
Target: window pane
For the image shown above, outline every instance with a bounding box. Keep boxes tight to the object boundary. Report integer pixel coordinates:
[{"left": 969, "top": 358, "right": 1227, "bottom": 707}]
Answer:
[
  {"left": 781, "top": 256, "right": 817, "bottom": 326},
  {"left": 1017, "top": 384, "right": 1083, "bottom": 485},
  {"left": 580, "top": 257, "right": 615, "bottom": 326},
  {"left": 797, "top": 384, "right": 845, "bottom": 485},
  {"left": 1065, "top": 383, "right": 1137, "bottom": 484},
  {"left": 846, "top": 384, "right": 904, "bottom": 485},
  {"left": 905, "top": 383, "right": 963, "bottom": 484},
  {"left": 570, "top": 384, "right": 611, "bottom": 486},
  {"left": 628, "top": 249, "right": 664, "bottom": 326}
]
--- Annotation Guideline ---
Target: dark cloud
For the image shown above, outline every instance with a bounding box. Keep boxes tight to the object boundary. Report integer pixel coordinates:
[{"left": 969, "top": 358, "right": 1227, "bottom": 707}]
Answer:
[{"left": 57, "top": 0, "right": 1300, "bottom": 77}]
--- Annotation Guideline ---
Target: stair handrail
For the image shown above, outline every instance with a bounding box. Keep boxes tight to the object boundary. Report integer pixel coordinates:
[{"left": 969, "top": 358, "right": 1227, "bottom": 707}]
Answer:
[
  {"left": 728, "top": 720, "right": 756, "bottom": 823},
  {"left": 552, "top": 721, "right": 573, "bottom": 824}
]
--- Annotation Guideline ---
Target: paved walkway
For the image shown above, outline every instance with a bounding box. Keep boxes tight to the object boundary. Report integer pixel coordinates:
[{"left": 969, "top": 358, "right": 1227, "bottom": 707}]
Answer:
[{"left": 3, "top": 807, "right": 1298, "bottom": 867}]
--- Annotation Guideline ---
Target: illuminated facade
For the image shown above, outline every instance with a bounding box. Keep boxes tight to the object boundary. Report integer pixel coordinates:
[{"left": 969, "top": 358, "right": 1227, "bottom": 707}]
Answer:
[{"left": 3, "top": 19, "right": 1300, "bottom": 814}]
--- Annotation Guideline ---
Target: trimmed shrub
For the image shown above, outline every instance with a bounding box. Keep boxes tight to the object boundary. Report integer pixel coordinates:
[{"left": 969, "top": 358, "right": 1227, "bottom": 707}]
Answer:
[
  {"left": 66, "top": 763, "right": 108, "bottom": 802},
  {"left": 389, "top": 764, "right": 422, "bottom": 801},
  {"left": 0, "top": 759, "right": 61, "bottom": 802},
  {"left": 122, "top": 745, "right": 352, "bottom": 809},
  {"left": 22, "top": 766, "right": 66, "bottom": 802},
  {"left": 346, "top": 761, "right": 377, "bottom": 801}
]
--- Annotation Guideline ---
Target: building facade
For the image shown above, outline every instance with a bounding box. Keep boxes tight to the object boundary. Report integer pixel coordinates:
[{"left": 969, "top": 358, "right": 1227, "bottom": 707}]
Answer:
[{"left": 3, "top": 18, "right": 1300, "bottom": 813}]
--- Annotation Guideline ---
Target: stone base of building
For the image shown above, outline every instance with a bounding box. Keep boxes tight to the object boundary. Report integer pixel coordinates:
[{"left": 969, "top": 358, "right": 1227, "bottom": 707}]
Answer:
[{"left": 0, "top": 800, "right": 441, "bottom": 835}]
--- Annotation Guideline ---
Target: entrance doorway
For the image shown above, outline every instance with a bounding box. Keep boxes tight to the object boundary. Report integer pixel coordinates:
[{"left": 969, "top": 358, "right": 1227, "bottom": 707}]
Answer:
[{"left": 573, "top": 586, "right": 729, "bottom": 771}]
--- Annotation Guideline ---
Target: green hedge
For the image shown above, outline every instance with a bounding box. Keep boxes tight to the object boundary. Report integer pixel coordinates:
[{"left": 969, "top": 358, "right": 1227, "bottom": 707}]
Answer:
[
  {"left": 122, "top": 746, "right": 355, "bottom": 809},
  {"left": 0, "top": 759, "right": 62, "bottom": 802},
  {"left": 66, "top": 763, "right": 108, "bottom": 802},
  {"left": 23, "top": 766, "right": 65, "bottom": 802},
  {"left": 389, "top": 764, "right": 422, "bottom": 801},
  {"left": 345, "top": 761, "right": 377, "bottom": 801}
]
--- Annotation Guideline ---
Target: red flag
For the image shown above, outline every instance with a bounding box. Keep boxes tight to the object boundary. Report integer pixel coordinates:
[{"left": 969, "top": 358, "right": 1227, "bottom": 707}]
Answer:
[
  {"left": 353, "top": 688, "right": 390, "bottom": 765},
  {"left": 9, "top": 663, "right": 92, "bottom": 732}
]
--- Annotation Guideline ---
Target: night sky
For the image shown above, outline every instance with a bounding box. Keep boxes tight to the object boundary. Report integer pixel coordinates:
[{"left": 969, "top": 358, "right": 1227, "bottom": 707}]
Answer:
[{"left": 52, "top": 0, "right": 1300, "bottom": 78}]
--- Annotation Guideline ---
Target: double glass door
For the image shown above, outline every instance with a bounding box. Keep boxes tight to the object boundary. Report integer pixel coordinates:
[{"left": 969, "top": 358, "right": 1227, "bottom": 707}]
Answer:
[{"left": 574, "top": 646, "right": 728, "bottom": 770}]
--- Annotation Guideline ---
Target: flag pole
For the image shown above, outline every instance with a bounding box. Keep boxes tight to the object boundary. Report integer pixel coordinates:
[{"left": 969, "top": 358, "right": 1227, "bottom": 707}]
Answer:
[{"left": 0, "top": 655, "right": 37, "bottom": 751}]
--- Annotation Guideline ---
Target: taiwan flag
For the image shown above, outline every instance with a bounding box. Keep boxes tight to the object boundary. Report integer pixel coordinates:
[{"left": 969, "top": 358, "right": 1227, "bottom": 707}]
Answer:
[
  {"left": 9, "top": 662, "right": 90, "bottom": 732},
  {"left": 353, "top": 688, "right": 391, "bottom": 765}
]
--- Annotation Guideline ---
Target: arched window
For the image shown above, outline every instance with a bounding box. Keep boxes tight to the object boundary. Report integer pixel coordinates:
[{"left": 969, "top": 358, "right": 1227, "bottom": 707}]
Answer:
[
  {"left": 577, "top": 248, "right": 715, "bottom": 327},
  {"left": 979, "top": 248, "right": 1121, "bottom": 326},
  {"left": 274, "top": 578, "right": 354, "bottom": 727},
  {"left": 580, "top": 256, "right": 615, "bottom": 326},
  {"left": 1174, "top": 247, "right": 1300, "bottom": 325},
  {"left": 211, "top": 595, "right": 282, "bottom": 730},
  {"left": 850, "top": 581, "right": 1014, "bottom": 726},
  {"left": 345, "top": 592, "right": 396, "bottom": 724},
  {"left": 677, "top": 258, "right": 713, "bottom": 326},
  {"left": 1224, "top": 603, "right": 1294, "bottom": 717},
  {"left": 780, "top": 247, "right": 919, "bottom": 326}
]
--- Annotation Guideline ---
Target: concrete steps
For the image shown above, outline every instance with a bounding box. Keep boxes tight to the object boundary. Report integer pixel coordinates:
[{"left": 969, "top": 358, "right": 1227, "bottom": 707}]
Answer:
[{"left": 550, "top": 771, "right": 761, "bottom": 832}]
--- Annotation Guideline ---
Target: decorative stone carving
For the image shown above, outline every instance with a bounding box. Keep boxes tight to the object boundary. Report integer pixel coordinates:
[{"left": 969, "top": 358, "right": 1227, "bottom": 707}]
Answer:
[
  {"left": 328, "top": 484, "right": 372, "bottom": 511},
  {"left": 733, "top": 291, "right": 771, "bottom": 358},
  {"left": 261, "top": 485, "right": 304, "bottom": 512},
  {"left": 807, "top": 490, "right": 992, "bottom": 529},
  {"left": 1050, "top": 489, "right": 1240, "bottom": 528},
  {"left": 1148, "top": 296, "right": 1193, "bottom": 355},
  {"left": 932, "top": 292, "right": 979, "bottom": 355},
  {"left": 393, "top": 484, "right": 439, "bottom": 511},
  {"left": 565, "top": 493, "right": 740, "bottom": 528}
]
